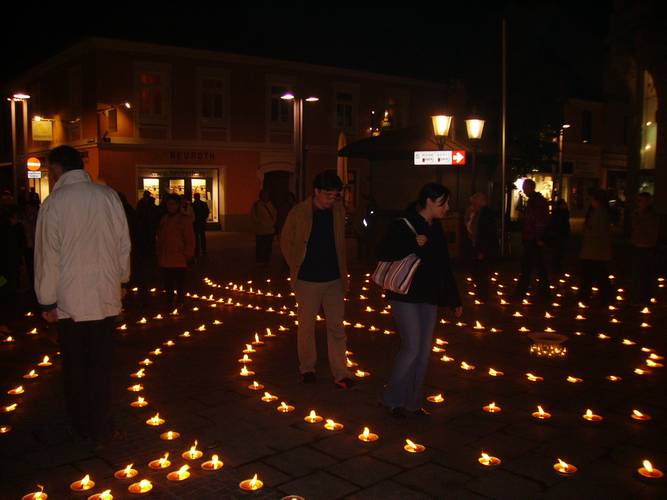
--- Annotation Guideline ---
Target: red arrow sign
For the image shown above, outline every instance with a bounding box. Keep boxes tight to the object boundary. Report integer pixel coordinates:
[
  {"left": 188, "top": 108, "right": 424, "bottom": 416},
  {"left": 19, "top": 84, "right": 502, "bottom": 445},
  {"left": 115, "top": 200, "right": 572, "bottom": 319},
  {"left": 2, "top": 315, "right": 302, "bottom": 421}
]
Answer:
[{"left": 452, "top": 150, "right": 466, "bottom": 165}]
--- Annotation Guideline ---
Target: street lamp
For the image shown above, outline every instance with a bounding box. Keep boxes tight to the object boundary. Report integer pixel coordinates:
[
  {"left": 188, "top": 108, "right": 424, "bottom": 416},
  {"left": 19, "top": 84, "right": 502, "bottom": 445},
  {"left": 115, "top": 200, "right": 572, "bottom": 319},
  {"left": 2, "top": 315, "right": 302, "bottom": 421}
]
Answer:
[
  {"left": 555, "top": 123, "right": 570, "bottom": 200},
  {"left": 281, "top": 93, "right": 319, "bottom": 200},
  {"left": 7, "top": 92, "right": 30, "bottom": 201},
  {"left": 431, "top": 114, "right": 453, "bottom": 188},
  {"left": 466, "top": 117, "right": 485, "bottom": 193}
]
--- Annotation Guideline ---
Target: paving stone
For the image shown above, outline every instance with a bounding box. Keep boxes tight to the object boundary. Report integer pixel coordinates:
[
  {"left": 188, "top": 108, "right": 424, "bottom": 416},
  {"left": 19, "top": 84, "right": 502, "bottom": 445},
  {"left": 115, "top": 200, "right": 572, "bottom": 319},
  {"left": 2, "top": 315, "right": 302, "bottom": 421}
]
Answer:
[
  {"left": 326, "top": 455, "right": 402, "bottom": 487},
  {"left": 277, "top": 471, "right": 358, "bottom": 499},
  {"left": 393, "top": 463, "right": 472, "bottom": 496},
  {"left": 466, "top": 469, "right": 544, "bottom": 499},
  {"left": 346, "top": 480, "right": 433, "bottom": 500},
  {"left": 263, "top": 446, "right": 338, "bottom": 476}
]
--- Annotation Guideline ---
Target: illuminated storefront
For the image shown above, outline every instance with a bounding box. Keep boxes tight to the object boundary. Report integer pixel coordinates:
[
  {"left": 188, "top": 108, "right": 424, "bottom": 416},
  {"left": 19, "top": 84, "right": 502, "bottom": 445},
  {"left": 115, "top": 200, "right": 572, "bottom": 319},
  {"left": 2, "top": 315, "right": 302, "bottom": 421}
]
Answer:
[
  {"left": 510, "top": 174, "right": 570, "bottom": 220},
  {"left": 137, "top": 166, "right": 221, "bottom": 223}
]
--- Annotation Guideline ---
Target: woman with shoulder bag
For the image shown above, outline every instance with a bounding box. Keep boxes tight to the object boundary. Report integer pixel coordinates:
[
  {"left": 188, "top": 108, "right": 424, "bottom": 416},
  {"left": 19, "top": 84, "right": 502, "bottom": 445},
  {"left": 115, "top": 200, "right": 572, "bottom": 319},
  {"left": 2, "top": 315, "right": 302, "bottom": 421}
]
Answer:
[{"left": 377, "top": 183, "right": 462, "bottom": 418}]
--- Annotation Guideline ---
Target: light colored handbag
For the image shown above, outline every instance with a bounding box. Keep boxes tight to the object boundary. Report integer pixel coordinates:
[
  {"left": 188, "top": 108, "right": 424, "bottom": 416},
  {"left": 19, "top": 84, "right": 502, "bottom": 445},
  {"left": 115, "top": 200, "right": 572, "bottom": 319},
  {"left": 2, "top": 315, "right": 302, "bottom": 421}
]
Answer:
[{"left": 371, "top": 218, "right": 421, "bottom": 294}]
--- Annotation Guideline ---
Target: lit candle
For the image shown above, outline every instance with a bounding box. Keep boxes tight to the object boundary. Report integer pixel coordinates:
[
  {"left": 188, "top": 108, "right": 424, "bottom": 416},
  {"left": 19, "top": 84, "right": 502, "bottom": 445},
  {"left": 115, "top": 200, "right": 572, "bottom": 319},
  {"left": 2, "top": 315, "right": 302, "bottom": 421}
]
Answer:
[
  {"left": 478, "top": 452, "right": 501, "bottom": 466},
  {"left": 582, "top": 409, "right": 602, "bottom": 422},
  {"left": 239, "top": 474, "right": 263, "bottom": 491},
  {"left": 146, "top": 413, "right": 165, "bottom": 426},
  {"left": 127, "top": 384, "right": 143, "bottom": 392},
  {"left": 0, "top": 425, "right": 12, "bottom": 433},
  {"left": 488, "top": 368, "right": 504, "bottom": 377},
  {"left": 248, "top": 381, "right": 264, "bottom": 391},
  {"left": 170, "top": 308, "right": 179, "bottom": 316},
  {"left": 196, "top": 324, "right": 206, "bottom": 332},
  {"left": 7, "top": 385, "right": 24, "bottom": 395},
  {"left": 277, "top": 402, "right": 295, "bottom": 413},
  {"left": 358, "top": 427, "right": 379, "bottom": 442},
  {"left": 427, "top": 393, "right": 445, "bottom": 403},
  {"left": 201, "top": 454, "right": 223, "bottom": 470},
  {"left": 638, "top": 460, "right": 663, "bottom": 479},
  {"left": 261, "top": 392, "right": 278, "bottom": 402},
  {"left": 22, "top": 485, "right": 48, "bottom": 500},
  {"left": 631, "top": 410, "right": 651, "bottom": 421},
  {"left": 240, "top": 365, "right": 255, "bottom": 376},
  {"left": 304, "top": 410, "right": 323, "bottom": 423},
  {"left": 23, "top": 369, "right": 38, "bottom": 380},
  {"left": 606, "top": 375, "right": 621, "bottom": 382},
  {"left": 532, "top": 406, "right": 551, "bottom": 419},
  {"left": 518, "top": 326, "right": 530, "bottom": 333},
  {"left": 136, "top": 317, "right": 147, "bottom": 325},
  {"left": 138, "top": 358, "right": 152, "bottom": 366},
  {"left": 354, "top": 369, "right": 370, "bottom": 378},
  {"left": 324, "top": 419, "right": 344, "bottom": 431},
  {"left": 149, "top": 452, "right": 171, "bottom": 469},
  {"left": 167, "top": 464, "right": 190, "bottom": 481},
  {"left": 114, "top": 464, "right": 138, "bottom": 479},
  {"left": 526, "top": 373, "right": 543, "bottom": 382},
  {"left": 460, "top": 362, "right": 475, "bottom": 371},
  {"left": 441, "top": 355, "right": 454, "bottom": 362},
  {"left": 153, "top": 314, "right": 163, "bottom": 320},
  {"left": 404, "top": 439, "right": 425, "bottom": 453},
  {"left": 149, "top": 348, "right": 162, "bottom": 356},
  {"left": 130, "top": 368, "right": 145, "bottom": 379},
  {"left": 127, "top": 479, "right": 152, "bottom": 494},
  {"left": 180, "top": 331, "right": 191, "bottom": 338},
  {"left": 70, "top": 474, "right": 95, "bottom": 491},
  {"left": 130, "top": 396, "right": 148, "bottom": 408},
  {"left": 622, "top": 339, "right": 636, "bottom": 346},
  {"left": 160, "top": 430, "right": 180, "bottom": 440},
  {"left": 566, "top": 376, "right": 582, "bottom": 384},
  {"left": 483, "top": 402, "right": 502, "bottom": 413},
  {"left": 87, "top": 489, "right": 113, "bottom": 500},
  {"left": 4, "top": 403, "right": 17, "bottom": 413},
  {"left": 116, "top": 324, "right": 128, "bottom": 331},
  {"left": 473, "top": 321, "right": 485, "bottom": 330},
  {"left": 553, "top": 458, "right": 577, "bottom": 475},
  {"left": 27, "top": 328, "right": 38, "bottom": 335},
  {"left": 238, "top": 354, "right": 253, "bottom": 363},
  {"left": 163, "top": 340, "right": 175, "bottom": 347},
  {"left": 182, "top": 440, "right": 203, "bottom": 460},
  {"left": 37, "top": 356, "right": 52, "bottom": 367},
  {"left": 243, "top": 344, "right": 256, "bottom": 354},
  {"left": 544, "top": 327, "right": 556, "bottom": 333}
]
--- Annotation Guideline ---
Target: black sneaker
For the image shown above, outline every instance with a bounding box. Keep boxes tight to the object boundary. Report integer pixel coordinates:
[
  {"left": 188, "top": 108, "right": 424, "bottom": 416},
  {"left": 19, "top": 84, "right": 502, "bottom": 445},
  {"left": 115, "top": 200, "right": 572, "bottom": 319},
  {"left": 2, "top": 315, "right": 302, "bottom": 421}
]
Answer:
[
  {"left": 334, "top": 377, "right": 356, "bottom": 390},
  {"left": 301, "top": 372, "right": 316, "bottom": 384}
]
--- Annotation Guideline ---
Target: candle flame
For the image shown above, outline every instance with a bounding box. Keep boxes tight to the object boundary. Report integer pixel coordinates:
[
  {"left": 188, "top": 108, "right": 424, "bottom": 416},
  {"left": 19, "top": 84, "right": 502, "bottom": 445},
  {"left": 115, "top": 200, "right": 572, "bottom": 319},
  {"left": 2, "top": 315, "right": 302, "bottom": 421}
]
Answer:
[
  {"left": 139, "top": 479, "right": 151, "bottom": 489},
  {"left": 189, "top": 440, "right": 199, "bottom": 457},
  {"left": 405, "top": 439, "right": 417, "bottom": 451},
  {"left": 42, "top": 355, "right": 50, "bottom": 363},
  {"left": 81, "top": 474, "right": 90, "bottom": 486},
  {"left": 643, "top": 460, "right": 653, "bottom": 472},
  {"left": 250, "top": 474, "right": 258, "bottom": 487},
  {"left": 557, "top": 458, "right": 568, "bottom": 469},
  {"left": 309, "top": 410, "right": 317, "bottom": 419},
  {"left": 481, "top": 452, "right": 490, "bottom": 462},
  {"left": 585, "top": 409, "right": 593, "bottom": 418},
  {"left": 633, "top": 410, "right": 644, "bottom": 417},
  {"left": 363, "top": 427, "right": 370, "bottom": 438},
  {"left": 124, "top": 464, "right": 133, "bottom": 475},
  {"left": 538, "top": 406, "right": 545, "bottom": 415},
  {"left": 99, "top": 490, "right": 112, "bottom": 500},
  {"left": 160, "top": 452, "right": 169, "bottom": 465},
  {"left": 177, "top": 465, "right": 190, "bottom": 479},
  {"left": 489, "top": 402, "right": 497, "bottom": 409}
]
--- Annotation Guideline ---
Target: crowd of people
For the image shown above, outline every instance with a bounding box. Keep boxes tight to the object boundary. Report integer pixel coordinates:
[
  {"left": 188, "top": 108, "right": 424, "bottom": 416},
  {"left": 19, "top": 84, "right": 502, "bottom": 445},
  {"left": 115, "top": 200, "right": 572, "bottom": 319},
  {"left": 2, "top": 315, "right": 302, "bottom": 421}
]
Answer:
[{"left": 0, "top": 144, "right": 664, "bottom": 445}]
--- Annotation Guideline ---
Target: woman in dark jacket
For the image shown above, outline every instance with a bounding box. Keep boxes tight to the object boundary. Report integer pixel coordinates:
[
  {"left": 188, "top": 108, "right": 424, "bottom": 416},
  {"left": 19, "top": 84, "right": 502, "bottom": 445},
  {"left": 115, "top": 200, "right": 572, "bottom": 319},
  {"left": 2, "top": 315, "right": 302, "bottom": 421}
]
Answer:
[{"left": 377, "top": 183, "right": 462, "bottom": 417}]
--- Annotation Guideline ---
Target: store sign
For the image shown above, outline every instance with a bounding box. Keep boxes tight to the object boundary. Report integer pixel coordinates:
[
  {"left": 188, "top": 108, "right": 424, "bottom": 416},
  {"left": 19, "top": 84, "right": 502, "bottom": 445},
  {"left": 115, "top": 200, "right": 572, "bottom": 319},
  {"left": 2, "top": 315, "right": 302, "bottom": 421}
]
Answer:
[
  {"left": 32, "top": 120, "right": 53, "bottom": 141},
  {"left": 28, "top": 171, "right": 42, "bottom": 179},
  {"left": 169, "top": 151, "right": 215, "bottom": 161},
  {"left": 414, "top": 150, "right": 466, "bottom": 165},
  {"left": 26, "top": 157, "right": 41, "bottom": 171}
]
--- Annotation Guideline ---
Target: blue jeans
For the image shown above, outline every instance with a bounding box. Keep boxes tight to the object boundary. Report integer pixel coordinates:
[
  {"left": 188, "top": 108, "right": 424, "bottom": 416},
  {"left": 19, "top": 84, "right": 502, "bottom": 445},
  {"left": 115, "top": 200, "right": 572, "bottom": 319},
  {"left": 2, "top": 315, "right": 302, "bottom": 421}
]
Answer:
[{"left": 382, "top": 301, "right": 437, "bottom": 411}]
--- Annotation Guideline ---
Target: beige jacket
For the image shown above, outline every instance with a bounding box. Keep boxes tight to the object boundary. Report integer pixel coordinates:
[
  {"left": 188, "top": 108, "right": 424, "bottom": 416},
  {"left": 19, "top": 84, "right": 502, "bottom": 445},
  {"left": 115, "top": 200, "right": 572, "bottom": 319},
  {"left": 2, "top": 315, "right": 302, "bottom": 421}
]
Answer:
[
  {"left": 35, "top": 169, "right": 131, "bottom": 321},
  {"left": 250, "top": 200, "right": 277, "bottom": 235},
  {"left": 280, "top": 198, "right": 348, "bottom": 289}
]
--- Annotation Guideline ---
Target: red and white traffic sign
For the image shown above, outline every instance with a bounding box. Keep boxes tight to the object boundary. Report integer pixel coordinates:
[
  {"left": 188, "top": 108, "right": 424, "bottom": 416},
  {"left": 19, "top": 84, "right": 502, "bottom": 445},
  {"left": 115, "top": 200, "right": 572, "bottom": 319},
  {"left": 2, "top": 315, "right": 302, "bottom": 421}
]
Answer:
[{"left": 414, "top": 150, "right": 466, "bottom": 166}]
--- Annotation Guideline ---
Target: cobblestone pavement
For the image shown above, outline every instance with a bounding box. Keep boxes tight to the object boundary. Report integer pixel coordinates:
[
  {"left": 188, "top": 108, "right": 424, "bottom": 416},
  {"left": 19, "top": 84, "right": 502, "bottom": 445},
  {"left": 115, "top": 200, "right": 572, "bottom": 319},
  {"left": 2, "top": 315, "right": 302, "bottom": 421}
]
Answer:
[{"left": 1, "top": 233, "right": 666, "bottom": 499}]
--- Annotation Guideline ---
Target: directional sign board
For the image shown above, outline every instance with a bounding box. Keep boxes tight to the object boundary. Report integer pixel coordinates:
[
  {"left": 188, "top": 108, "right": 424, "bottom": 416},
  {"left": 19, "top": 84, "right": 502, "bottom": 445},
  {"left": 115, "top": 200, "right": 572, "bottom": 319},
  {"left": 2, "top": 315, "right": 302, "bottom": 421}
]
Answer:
[{"left": 414, "top": 150, "right": 466, "bottom": 166}]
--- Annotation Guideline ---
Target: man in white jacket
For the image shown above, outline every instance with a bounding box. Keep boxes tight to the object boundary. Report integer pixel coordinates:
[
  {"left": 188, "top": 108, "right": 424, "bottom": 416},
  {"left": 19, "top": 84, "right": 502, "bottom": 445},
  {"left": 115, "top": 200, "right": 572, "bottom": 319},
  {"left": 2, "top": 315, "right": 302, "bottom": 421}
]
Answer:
[{"left": 35, "top": 145, "right": 131, "bottom": 445}]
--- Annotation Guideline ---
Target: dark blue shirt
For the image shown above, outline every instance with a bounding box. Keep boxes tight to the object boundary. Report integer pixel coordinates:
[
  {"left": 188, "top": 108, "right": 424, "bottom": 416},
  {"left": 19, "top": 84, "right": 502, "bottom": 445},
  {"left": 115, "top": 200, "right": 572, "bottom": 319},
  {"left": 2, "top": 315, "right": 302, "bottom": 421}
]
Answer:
[{"left": 298, "top": 207, "right": 340, "bottom": 282}]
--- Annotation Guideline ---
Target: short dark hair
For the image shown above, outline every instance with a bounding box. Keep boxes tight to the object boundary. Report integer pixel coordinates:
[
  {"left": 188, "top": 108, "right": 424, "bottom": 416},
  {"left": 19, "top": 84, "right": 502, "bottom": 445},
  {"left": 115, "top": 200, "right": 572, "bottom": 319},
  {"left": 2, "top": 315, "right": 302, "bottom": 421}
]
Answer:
[
  {"left": 417, "top": 183, "right": 450, "bottom": 209},
  {"left": 48, "top": 145, "right": 83, "bottom": 171},
  {"left": 313, "top": 169, "right": 343, "bottom": 191}
]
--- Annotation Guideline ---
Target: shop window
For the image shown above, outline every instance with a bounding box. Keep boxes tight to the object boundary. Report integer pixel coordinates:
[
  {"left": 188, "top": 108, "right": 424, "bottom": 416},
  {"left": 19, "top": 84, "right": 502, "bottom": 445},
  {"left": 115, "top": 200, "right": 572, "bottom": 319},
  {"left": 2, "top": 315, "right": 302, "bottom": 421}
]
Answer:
[
  {"left": 336, "top": 92, "right": 354, "bottom": 130},
  {"left": 136, "top": 65, "right": 170, "bottom": 128},
  {"left": 581, "top": 110, "right": 592, "bottom": 143},
  {"left": 641, "top": 70, "right": 657, "bottom": 170}
]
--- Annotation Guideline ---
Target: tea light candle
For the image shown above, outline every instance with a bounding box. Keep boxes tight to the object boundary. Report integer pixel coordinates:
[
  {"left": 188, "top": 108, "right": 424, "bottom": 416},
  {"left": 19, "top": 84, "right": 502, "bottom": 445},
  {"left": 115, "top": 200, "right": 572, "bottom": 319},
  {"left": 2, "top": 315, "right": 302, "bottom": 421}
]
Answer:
[
  {"left": 239, "top": 474, "right": 263, "bottom": 491},
  {"left": 248, "top": 381, "right": 264, "bottom": 391},
  {"left": 201, "top": 454, "right": 223, "bottom": 470},
  {"left": 354, "top": 369, "right": 370, "bottom": 378},
  {"left": 70, "top": 474, "right": 95, "bottom": 491},
  {"left": 404, "top": 439, "right": 425, "bottom": 453},
  {"left": 606, "top": 375, "right": 621, "bottom": 382},
  {"left": 304, "top": 410, "right": 323, "bottom": 423},
  {"left": 37, "top": 356, "right": 52, "bottom": 367},
  {"left": 127, "top": 479, "right": 152, "bottom": 494},
  {"left": 2, "top": 336, "right": 15, "bottom": 343},
  {"left": 4, "top": 403, "right": 17, "bottom": 413},
  {"left": 8, "top": 385, "right": 24, "bottom": 395},
  {"left": 582, "top": 409, "right": 602, "bottom": 422},
  {"left": 114, "top": 464, "right": 138, "bottom": 479},
  {"left": 631, "top": 410, "right": 651, "bottom": 421},
  {"left": 324, "top": 419, "right": 344, "bottom": 431},
  {"left": 169, "top": 308, "right": 179, "bottom": 316},
  {"left": 27, "top": 328, "right": 38, "bottom": 335},
  {"left": 553, "top": 458, "right": 577, "bottom": 475},
  {"left": 478, "top": 452, "right": 501, "bottom": 466},
  {"left": 146, "top": 413, "right": 165, "bottom": 426},
  {"left": 138, "top": 358, "right": 152, "bottom": 366},
  {"left": 130, "top": 368, "right": 145, "bottom": 379},
  {"left": 532, "top": 406, "right": 551, "bottom": 419},
  {"left": 240, "top": 365, "right": 255, "bottom": 377},
  {"left": 180, "top": 331, "right": 191, "bottom": 338},
  {"left": 167, "top": 465, "right": 190, "bottom": 481},
  {"left": 638, "top": 460, "right": 663, "bottom": 479},
  {"left": 277, "top": 402, "right": 295, "bottom": 413},
  {"left": 526, "top": 373, "right": 543, "bottom": 382},
  {"left": 160, "top": 430, "right": 180, "bottom": 440},
  {"left": 149, "top": 348, "right": 162, "bottom": 356},
  {"left": 238, "top": 354, "right": 253, "bottom": 363},
  {"left": 127, "top": 384, "right": 143, "bottom": 392},
  {"left": 196, "top": 324, "right": 206, "bottom": 332},
  {"left": 358, "top": 427, "right": 379, "bottom": 442},
  {"left": 566, "top": 376, "right": 583, "bottom": 384},
  {"left": 130, "top": 396, "right": 148, "bottom": 408},
  {"left": 473, "top": 321, "right": 485, "bottom": 330},
  {"left": 243, "top": 344, "right": 256, "bottom": 354},
  {"left": 21, "top": 485, "right": 48, "bottom": 500},
  {"left": 1, "top": 425, "right": 12, "bottom": 433},
  {"left": 483, "top": 402, "right": 502, "bottom": 413},
  {"left": 182, "top": 440, "right": 203, "bottom": 460},
  {"left": 136, "top": 318, "right": 147, "bottom": 325},
  {"left": 427, "top": 393, "right": 445, "bottom": 403},
  {"left": 488, "top": 368, "right": 504, "bottom": 377},
  {"left": 148, "top": 453, "right": 170, "bottom": 469},
  {"left": 87, "top": 489, "right": 113, "bottom": 500},
  {"left": 261, "top": 392, "right": 278, "bottom": 402},
  {"left": 441, "top": 355, "right": 455, "bottom": 362},
  {"left": 116, "top": 324, "right": 128, "bottom": 331},
  {"left": 460, "top": 362, "right": 475, "bottom": 371}
]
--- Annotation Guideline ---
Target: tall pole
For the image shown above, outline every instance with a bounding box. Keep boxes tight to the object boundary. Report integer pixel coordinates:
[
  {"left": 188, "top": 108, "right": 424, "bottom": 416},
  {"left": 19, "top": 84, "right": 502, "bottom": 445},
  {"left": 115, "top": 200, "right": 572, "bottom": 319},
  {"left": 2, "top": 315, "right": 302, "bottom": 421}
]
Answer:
[
  {"left": 556, "top": 128, "right": 564, "bottom": 200},
  {"left": 500, "top": 16, "right": 508, "bottom": 257},
  {"left": 10, "top": 99, "right": 18, "bottom": 201},
  {"left": 293, "top": 98, "right": 304, "bottom": 200}
]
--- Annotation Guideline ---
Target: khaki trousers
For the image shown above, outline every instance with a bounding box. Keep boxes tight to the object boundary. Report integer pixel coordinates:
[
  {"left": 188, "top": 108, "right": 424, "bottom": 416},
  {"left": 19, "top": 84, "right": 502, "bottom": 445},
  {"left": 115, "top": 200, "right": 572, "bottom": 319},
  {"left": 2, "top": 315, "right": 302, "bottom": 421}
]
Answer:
[{"left": 294, "top": 279, "right": 349, "bottom": 381}]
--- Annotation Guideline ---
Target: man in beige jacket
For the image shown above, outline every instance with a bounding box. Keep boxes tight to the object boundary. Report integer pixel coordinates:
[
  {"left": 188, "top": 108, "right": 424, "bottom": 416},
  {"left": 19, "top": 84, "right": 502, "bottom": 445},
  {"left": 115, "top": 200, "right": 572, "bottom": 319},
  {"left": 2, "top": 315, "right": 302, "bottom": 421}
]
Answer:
[
  {"left": 280, "top": 170, "right": 353, "bottom": 388},
  {"left": 35, "top": 145, "right": 131, "bottom": 446},
  {"left": 250, "top": 189, "right": 277, "bottom": 265}
]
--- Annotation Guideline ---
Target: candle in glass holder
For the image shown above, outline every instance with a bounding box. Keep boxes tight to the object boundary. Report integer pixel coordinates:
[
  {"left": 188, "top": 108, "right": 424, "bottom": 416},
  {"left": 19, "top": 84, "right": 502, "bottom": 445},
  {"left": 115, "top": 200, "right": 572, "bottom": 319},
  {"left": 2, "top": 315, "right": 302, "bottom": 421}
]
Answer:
[
  {"left": 631, "top": 409, "right": 651, "bottom": 421},
  {"left": 304, "top": 410, "right": 323, "bottom": 423},
  {"left": 146, "top": 413, "right": 165, "bottom": 426},
  {"left": 427, "top": 393, "right": 445, "bottom": 403},
  {"left": 582, "top": 409, "right": 602, "bottom": 422},
  {"left": 324, "top": 419, "right": 344, "bottom": 431},
  {"left": 114, "top": 464, "right": 138, "bottom": 479},
  {"left": 404, "top": 439, "right": 425, "bottom": 453},
  {"left": 553, "top": 458, "right": 577, "bottom": 475},
  {"left": 21, "top": 485, "right": 47, "bottom": 500},
  {"left": 127, "top": 479, "right": 152, "bottom": 494},
  {"left": 201, "top": 454, "right": 224, "bottom": 470},
  {"left": 261, "top": 392, "right": 278, "bottom": 402},
  {"left": 478, "top": 452, "right": 501, "bottom": 466},
  {"left": 70, "top": 475, "right": 95, "bottom": 491},
  {"left": 239, "top": 474, "right": 263, "bottom": 491},
  {"left": 638, "top": 460, "right": 663, "bottom": 479},
  {"left": 182, "top": 440, "right": 203, "bottom": 460},
  {"left": 130, "top": 396, "right": 148, "bottom": 408},
  {"left": 160, "top": 430, "right": 180, "bottom": 441},
  {"left": 483, "top": 402, "right": 502, "bottom": 413},
  {"left": 167, "top": 465, "right": 190, "bottom": 481},
  {"left": 149, "top": 453, "right": 170, "bottom": 469},
  {"left": 277, "top": 402, "right": 295, "bottom": 413},
  {"left": 532, "top": 406, "right": 551, "bottom": 420},
  {"left": 358, "top": 427, "right": 379, "bottom": 442},
  {"left": 248, "top": 381, "right": 264, "bottom": 391}
]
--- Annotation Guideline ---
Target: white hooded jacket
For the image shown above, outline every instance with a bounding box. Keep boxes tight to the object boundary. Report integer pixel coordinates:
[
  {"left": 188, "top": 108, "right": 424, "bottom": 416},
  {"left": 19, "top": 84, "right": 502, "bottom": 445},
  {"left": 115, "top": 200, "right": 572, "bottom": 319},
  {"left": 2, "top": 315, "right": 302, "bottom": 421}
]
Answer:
[{"left": 34, "top": 169, "right": 131, "bottom": 321}]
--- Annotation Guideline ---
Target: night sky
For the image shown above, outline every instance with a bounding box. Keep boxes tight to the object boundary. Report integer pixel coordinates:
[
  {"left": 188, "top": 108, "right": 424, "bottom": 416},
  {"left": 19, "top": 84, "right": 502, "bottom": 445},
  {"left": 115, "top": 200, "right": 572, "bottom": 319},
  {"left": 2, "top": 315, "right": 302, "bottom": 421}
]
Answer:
[{"left": 1, "top": 2, "right": 611, "bottom": 142}]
